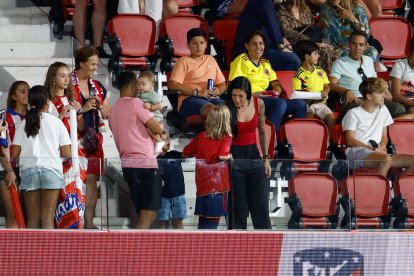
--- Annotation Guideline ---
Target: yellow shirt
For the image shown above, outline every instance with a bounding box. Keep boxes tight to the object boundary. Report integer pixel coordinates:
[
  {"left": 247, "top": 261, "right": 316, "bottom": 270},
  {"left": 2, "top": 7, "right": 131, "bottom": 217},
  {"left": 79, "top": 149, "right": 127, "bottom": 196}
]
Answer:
[
  {"left": 292, "top": 66, "right": 329, "bottom": 93},
  {"left": 229, "top": 53, "right": 277, "bottom": 93}
]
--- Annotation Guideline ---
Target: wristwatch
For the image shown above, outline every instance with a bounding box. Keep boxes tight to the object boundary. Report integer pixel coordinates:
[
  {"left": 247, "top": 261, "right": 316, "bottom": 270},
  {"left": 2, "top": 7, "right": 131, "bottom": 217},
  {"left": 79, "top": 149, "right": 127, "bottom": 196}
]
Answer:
[{"left": 353, "top": 18, "right": 360, "bottom": 26}]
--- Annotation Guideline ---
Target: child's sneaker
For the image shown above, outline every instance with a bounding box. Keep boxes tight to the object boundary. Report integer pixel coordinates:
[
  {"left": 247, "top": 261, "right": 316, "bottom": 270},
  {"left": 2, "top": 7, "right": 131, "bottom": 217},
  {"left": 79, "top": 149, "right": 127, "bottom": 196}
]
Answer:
[{"left": 155, "top": 141, "right": 165, "bottom": 154}]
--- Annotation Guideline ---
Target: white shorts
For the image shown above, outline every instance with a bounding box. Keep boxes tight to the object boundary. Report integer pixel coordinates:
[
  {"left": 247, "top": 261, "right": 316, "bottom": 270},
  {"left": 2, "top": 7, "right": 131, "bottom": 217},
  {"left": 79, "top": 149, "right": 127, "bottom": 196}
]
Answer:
[
  {"left": 307, "top": 103, "right": 333, "bottom": 120},
  {"left": 346, "top": 147, "right": 375, "bottom": 169}
]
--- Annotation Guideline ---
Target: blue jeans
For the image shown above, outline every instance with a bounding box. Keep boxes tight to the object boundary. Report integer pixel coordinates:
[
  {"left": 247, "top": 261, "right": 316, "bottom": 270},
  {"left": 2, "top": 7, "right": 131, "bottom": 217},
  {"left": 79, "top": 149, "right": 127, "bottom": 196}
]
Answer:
[
  {"left": 264, "top": 48, "right": 301, "bottom": 71},
  {"left": 260, "top": 97, "right": 307, "bottom": 131},
  {"left": 179, "top": 96, "right": 223, "bottom": 117}
]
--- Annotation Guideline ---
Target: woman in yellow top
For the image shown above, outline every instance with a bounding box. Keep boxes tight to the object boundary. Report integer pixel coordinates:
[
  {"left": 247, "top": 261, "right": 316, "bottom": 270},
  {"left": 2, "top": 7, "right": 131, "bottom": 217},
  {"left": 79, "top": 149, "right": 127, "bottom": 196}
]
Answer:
[{"left": 229, "top": 30, "right": 307, "bottom": 130}]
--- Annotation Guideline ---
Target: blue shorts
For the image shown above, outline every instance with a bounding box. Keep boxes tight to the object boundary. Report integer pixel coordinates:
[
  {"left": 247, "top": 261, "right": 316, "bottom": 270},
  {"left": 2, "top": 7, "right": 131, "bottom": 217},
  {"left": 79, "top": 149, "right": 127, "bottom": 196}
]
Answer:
[
  {"left": 158, "top": 194, "right": 187, "bottom": 221},
  {"left": 20, "top": 167, "right": 64, "bottom": 191},
  {"left": 179, "top": 96, "right": 223, "bottom": 117},
  {"left": 0, "top": 171, "right": 5, "bottom": 185}
]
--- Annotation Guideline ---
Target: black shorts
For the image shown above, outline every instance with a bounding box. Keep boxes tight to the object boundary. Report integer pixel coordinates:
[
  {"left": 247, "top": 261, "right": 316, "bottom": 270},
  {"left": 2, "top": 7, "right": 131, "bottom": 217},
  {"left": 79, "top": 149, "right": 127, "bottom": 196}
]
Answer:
[{"left": 122, "top": 167, "right": 162, "bottom": 212}]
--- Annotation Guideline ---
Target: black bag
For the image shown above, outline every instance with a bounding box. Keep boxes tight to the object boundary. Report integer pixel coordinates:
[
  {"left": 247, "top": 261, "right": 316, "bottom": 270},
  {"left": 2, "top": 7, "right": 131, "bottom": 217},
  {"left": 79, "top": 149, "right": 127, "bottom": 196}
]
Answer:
[
  {"left": 294, "top": 24, "right": 324, "bottom": 43},
  {"left": 368, "top": 36, "right": 383, "bottom": 54},
  {"left": 80, "top": 127, "right": 99, "bottom": 155}
]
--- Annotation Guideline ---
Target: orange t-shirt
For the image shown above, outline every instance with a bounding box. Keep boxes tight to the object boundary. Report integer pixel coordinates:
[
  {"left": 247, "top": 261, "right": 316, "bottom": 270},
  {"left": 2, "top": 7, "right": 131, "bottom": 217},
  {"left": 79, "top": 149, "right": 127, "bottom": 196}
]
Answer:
[{"left": 169, "top": 55, "right": 226, "bottom": 110}]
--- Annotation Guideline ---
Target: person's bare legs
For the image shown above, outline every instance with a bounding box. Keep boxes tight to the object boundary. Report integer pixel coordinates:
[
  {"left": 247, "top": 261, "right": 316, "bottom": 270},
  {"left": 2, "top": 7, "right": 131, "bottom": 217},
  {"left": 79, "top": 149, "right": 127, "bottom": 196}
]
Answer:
[
  {"left": 390, "top": 154, "right": 414, "bottom": 175},
  {"left": 324, "top": 114, "right": 337, "bottom": 140},
  {"left": 40, "top": 189, "right": 60, "bottom": 229},
  {"left": 91, "top": 0, "right": 107, "bottom": 48},
  {"left": 24, "top": 190, "right": 40, "bottom": 229},
  {"left": 0, "top": 185, "right": 17, "bottom": 228},
  {"left": 162, "top": 0, "right": 178, "bottom": 18},
  {"left": 73, "top": 0, "right": 88, "bottom": 46},
  {"left": 136, "top": 210, "right": 157, "bottom": 229},
  {"left": 85, "top": 174, "right": 98, "bottom": 228},
  {"left": 171, "top": 219, "right": 183, "bottom": 229},
  {"left": 362, "top": 0, "right": 382, "bottom": 19},
  {"left": 364, "top": 152, "right": 392, "bottom": 177}
]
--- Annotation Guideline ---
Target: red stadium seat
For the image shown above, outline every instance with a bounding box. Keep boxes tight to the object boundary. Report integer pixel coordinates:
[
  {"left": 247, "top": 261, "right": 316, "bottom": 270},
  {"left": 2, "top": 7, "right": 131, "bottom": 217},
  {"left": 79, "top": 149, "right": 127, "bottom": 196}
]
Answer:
[
  {"left": 278, "top": 119, "right": 329, "bottom": 179},
  {"left": 388, "top": 119, "right": 414, "bottom": 155},
  {"left": 276, "top": 71, "right": 296, "bottom": 99},
  {"left": 377, "top": 71, "right": 391, "bottom": 83},
  {"left": 107, "top": 14, "right": 158, "bottom": 85},
  {"left": 287, "top": 173, "right": 339, "bottom": 229},
  {"left": 212, "top": 19, "right": 239, "bottom": 69},
  {"left": 341, "top": 173, "right": 391, "bottom": 229},
  {"left": 380, "top": 0, "right": 404, "bottom": 11},
  {"left": 160, "top": 14, "right": 209, "bottom": 71},
  {"left": 370, "top": 17, "right": 412, "bottom": 68},
  {"left": 256, "top": 119, "right": 276, "bottom": 159},
  {"left": 393, "top": 174, "right": 414, "bottom": 229}
]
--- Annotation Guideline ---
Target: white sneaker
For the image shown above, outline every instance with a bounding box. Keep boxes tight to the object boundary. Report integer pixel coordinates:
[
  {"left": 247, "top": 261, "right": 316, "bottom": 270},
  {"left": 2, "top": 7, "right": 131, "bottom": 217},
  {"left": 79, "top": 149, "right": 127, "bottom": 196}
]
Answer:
[{"left": 155, "top": 141, "right": 165, "bottom": 154}]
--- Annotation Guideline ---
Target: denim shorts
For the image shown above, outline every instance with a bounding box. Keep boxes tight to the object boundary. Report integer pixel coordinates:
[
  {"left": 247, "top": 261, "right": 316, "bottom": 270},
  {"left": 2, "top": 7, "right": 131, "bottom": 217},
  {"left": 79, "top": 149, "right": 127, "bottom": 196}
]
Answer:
[
  {"left": 158, "top": 194, "right": 187, "bottom": 221},
  {"left": 20, "top": 167, "right": 64, "bottom": 191},
  {"left": 179, "top": 96, "right": 223, "bottom": 117}
]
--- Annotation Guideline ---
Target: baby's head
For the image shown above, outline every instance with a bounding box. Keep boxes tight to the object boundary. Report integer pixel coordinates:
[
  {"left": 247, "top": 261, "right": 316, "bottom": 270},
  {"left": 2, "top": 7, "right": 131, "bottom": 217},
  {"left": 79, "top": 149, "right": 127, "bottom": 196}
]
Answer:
[{"left": 137, "top": 71, "right": 155, "bottom": 93}]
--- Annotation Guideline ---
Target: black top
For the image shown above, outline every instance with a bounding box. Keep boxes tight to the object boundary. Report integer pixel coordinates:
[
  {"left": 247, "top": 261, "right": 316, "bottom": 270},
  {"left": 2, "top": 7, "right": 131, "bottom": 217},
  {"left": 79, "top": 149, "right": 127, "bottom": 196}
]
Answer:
[{"left": 157, "top": 150, "right": 185, "bottom": 198}]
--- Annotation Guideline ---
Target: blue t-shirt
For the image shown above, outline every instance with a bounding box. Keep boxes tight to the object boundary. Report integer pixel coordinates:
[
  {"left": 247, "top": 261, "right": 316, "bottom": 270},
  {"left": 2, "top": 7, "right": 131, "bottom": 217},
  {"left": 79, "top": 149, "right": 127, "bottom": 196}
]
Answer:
[{"left": 157, "top": 150, "right": 185, "bottom": 198}]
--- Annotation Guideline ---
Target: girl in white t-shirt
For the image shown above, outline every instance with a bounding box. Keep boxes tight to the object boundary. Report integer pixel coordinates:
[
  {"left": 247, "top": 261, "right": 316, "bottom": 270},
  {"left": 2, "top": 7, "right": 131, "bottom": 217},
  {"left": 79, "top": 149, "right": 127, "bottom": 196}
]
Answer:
[{"left": 11, "top": 85, "right": 71, "bottom": 229}]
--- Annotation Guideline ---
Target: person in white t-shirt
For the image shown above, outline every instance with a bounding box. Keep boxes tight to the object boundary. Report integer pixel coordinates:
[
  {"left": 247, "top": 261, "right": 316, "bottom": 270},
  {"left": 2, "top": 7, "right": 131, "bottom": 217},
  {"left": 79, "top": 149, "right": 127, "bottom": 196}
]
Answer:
[
  {"left": 342, "top": 78, "right": 414, "bottom": 177},
  {"left": 390, "top": 37, "right": 414, "bottom": 113},
  {"left": 11, "top": 85, "right": 71, "bottom": 229}
]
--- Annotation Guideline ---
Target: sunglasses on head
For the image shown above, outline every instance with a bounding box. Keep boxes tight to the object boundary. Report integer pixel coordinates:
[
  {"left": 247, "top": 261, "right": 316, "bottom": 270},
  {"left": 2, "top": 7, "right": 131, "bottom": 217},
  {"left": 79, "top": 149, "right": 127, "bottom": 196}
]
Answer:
[{"left": 358, "top": 67, "right": 367, "bottom": 80}]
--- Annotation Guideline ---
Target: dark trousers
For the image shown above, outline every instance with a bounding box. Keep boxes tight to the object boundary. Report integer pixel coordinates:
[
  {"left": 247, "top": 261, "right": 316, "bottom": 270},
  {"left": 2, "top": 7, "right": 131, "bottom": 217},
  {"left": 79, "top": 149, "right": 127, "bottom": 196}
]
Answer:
[{"left": 230, "top": 144, "right": 271, "bottom": 230}]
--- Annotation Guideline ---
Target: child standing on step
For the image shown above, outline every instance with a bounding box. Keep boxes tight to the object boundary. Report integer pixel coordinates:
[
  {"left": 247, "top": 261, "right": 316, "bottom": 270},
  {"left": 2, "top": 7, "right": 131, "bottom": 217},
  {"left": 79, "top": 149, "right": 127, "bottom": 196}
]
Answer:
[{"left": 183, "top": 104, "right": 232, "bottom": 229}]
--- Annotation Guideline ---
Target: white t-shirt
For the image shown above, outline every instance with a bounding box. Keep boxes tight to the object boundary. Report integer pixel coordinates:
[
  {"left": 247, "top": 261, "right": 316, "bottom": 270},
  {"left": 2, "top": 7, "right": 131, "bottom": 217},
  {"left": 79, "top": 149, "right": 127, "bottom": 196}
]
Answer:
[
  {"left": 342, "top": 106, "right": 393, "bottom": 146},
  {"left": 390, "top": 58, "right": 414, "bottom": 83},
  {"left": 12, "top": 112, "right": 71, "bottom": 176},
  {"left": 330, "top": 55, "right": 377, "bottom": 98}
]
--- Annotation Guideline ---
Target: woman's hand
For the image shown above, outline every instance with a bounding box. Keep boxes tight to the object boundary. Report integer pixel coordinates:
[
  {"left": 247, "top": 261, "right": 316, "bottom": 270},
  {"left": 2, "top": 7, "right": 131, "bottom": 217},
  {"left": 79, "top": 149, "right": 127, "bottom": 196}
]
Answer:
[
  {"left": 264, "top": 159, "right": 272, "bottom": 178},
  {"left": 5, "top": 171, "right": 16, "bottom": 189},
  {"left": 316, "top": 42, "right": 333, "bottom": 50},
  {"left": 60, "top": 104, "right": 74, "bottom": 118},
  {"left": 81, "top": 98, "right": 98, "bottom": 113},
  {"left": 71, "top": 100, "right": 82, "bottom": 113},
  {"left": 336, "top": 4, "right": 357, "bottom": 22}
]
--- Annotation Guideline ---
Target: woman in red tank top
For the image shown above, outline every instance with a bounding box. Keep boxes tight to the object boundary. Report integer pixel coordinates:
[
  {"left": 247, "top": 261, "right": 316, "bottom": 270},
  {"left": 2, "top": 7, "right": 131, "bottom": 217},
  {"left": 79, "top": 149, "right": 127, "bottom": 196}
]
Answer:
[{"left": 225, "top": 76, "right": 272, "bottom": 230}]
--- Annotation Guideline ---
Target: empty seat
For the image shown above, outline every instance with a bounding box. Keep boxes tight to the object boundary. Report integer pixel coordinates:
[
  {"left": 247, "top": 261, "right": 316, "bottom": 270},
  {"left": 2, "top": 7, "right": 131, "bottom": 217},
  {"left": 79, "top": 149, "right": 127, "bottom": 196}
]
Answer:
[
  {"left": 256, "top": 119, "right": 276, "bottom": 159},
  {"left": 388, "top": 119, "right": 414, "bottom": 155},
  {"left": 107, "top": 14, "right": 158, "bottom": 85},
  {"left": 212, "top": 19, "right": 239, "bottom": 69},
  {"left": 370, "top": 17, "right": 412, "bottom": 68},
  {"left": 287, "top": 173, "right": 339, "bottom": 229},
  {"left": 276, "top": 71, "right": 296, "bottom": 99},
  {"left": 393, "top": 174, "right": 414, "bottom": 229},
  {"left": 341, "top": 173, "right": 391, "bottom": 229},
  {"left": 160, "top": 14, "right": 209, "bottom": 71}
]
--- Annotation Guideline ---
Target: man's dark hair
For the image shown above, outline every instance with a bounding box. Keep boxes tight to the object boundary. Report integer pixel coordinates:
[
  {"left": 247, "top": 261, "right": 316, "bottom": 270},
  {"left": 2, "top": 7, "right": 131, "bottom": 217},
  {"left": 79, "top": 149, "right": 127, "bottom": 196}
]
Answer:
[
  {"left": 293, "top": 40, "right": 320, "bottom": 62},
  {"left": 117, "top": 70, "right": 137, "bottom": 91},
  {"left": 349, "top": 30, "right": 368, "bottom": 43},
  {"left": 409, "top": 37, "right": 414, "bottom": 54}
]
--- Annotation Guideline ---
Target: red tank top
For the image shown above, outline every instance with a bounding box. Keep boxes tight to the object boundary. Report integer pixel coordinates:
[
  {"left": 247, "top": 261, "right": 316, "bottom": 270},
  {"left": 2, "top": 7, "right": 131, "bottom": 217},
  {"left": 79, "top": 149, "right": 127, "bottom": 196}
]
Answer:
[{"left": 232, "top": 97, "right": 259, "bottom": 146}]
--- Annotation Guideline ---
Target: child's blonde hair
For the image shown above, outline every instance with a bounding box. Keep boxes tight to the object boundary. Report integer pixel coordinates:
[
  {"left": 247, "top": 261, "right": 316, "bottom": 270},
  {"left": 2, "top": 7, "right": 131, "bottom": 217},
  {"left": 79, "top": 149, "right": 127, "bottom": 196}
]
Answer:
[
  {"left": 138, "top": 70, "right": 155, "bottom": 83},
  {"left": 205, "top": 104, "right": 232, "bottom": 140}
]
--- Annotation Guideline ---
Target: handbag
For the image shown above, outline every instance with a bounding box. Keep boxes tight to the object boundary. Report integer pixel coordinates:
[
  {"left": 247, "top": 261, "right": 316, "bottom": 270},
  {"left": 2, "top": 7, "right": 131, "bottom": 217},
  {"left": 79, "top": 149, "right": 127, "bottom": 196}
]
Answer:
[{"left": 79, "top": 127, "right": 99, "bottom": 155}]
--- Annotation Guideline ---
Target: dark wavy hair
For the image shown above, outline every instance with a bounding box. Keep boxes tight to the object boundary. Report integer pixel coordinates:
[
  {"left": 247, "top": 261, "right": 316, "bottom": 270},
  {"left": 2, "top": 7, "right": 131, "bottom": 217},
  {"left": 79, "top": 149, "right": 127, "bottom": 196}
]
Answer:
[
  {"left": 244, "top": 30, "right": 268, "bottom": 52},
  {"left": 25, "top": 85, "right": 49, "bottom": 138},
  {"left": 74, "top": 47, "right": 99, "bottom": 71},
  {"left": 225, "top": 76, "right": 252, "bottom": 138},
  {"left": 7, "top": 81, "right": 29, "bottom": 109}
]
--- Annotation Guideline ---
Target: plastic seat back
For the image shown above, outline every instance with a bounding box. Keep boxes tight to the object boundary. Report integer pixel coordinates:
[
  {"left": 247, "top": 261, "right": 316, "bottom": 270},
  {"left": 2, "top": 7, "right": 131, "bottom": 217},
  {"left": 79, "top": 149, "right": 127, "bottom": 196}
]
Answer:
[
  {"left": 276, "top": 71, "right": 296, "bottom": 99},
  {"left": 289, "top": 173, "right": 338, "bottom": 217},
  {"left": 256, "top": 119, "right": 276, "bottom": 159},
  {"left": 394, "top": 175, "right": 414, "bottom": 217},
  {"left": 162, "top": 14, "right": 209, "bottom": 57},
  {"left": 280, "top": 119, "right": 329, "bottom": 161},
  {"left": 380, "top": 0, "right": 404, "bottom": 10},
  {"left": 109, "top": 14, "right": 157, "bottom": 57},
  {"left": 213, "top": 19, "right": 239, "bottom": 68},
  {"left": 370, "top": 17, "right": 412, "bottom": 60},
  {"left": 388, "top": 119, "right": 414, "bottom": 155},
  {"left": 349, "top": 173, "right": 390, "bottom": 218}
]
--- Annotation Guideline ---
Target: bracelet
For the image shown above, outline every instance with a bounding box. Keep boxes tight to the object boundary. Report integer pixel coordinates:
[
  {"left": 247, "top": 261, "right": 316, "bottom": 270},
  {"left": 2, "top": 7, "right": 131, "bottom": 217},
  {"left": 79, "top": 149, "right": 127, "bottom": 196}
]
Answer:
[{"left": 263, "top": 154, "right": 270, "bottom": 160}]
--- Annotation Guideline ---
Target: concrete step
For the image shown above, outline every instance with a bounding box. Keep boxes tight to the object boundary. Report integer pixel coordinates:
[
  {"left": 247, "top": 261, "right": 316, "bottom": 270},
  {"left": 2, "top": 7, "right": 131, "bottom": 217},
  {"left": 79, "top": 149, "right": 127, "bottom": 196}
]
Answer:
[
  {"left": 0, "top": 57, "right": 75, "bottom": 67},
  {"left": 0, "top": 15, "right": 49, "bottom": 25},
  {"left": 0, "top": 7, "right": 50, "bottom": 16},
  {"left": 0, "top": 25, "right": 51, "bottom": 41},
  {"left": 0, "top": 41, "right": 73, "bottom": 59},
  {"left": 0, "top": 0, "right": 15, "bottom": 9}
]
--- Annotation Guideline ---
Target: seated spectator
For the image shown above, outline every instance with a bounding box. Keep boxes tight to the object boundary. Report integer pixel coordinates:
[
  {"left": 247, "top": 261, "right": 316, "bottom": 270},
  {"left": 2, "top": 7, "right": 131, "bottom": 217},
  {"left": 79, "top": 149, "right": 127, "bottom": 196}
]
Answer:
[
  {"left": 343, "top": 78, "right": 414, "bottom": 177},
  {"left": 277, "top": 0, "right": 338, "bottom": 70},
  {"left": 232, "top": 0, "right": 301, "bottom": 71},
  {"left": 320, "top": 0, "right": 382, "bottom": 71},
  {"left": 390, "top": 37, "right": 414, "bottom": 114},
  {"left": 229, "top": 30, "right": 307, "bottom": 131},
  {"left": 293, "top": 40, "right": 336, "bottom": 137},
  {"left": 157, "top": 133, "right": 186, "bottom": 229},
  {"left": 329, "top": 30, "right": 405, "bottom": 118},
  {"left": 169, "top": 28, "right": 227, "bottom": 119}
]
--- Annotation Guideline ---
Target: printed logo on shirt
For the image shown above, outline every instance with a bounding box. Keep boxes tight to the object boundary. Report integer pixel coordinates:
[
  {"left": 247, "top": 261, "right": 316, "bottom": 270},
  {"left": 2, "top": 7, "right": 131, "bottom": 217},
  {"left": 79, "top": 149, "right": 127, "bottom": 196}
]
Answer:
[
  {"left": 264, "top": 69, "right": 270, "bottom": 77},
  {"left": 317, "top": 71, "right": 324, "bottom": 78}
]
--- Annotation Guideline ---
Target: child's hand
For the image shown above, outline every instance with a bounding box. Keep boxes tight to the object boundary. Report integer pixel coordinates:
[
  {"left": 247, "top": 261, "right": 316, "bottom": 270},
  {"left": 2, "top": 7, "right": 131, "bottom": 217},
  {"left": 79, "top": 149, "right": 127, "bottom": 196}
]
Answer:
[
  {"left": 322, "top": 91, "right": 329, "bottom": 99},
  {"left": 71, "top": 100, "right": 82, "bottom": 113},
  {"left": 143, "top": 103, "right": 152, "bottom": 110},
  {"left": 0, "top": 121, "right": 8, "bottom": 132}
]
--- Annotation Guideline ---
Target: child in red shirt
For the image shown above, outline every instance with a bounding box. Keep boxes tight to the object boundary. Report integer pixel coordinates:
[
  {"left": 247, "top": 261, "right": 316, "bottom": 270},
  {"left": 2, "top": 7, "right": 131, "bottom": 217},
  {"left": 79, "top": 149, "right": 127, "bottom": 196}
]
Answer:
[{"left": 183, "top": 104, "right": 232, "bottom": 229}]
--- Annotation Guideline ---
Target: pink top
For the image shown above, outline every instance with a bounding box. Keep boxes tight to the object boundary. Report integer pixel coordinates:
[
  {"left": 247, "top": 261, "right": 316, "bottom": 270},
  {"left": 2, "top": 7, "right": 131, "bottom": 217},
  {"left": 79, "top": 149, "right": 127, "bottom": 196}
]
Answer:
[{"left": 109, "top": 97, "right": 157, "bottom": 168}]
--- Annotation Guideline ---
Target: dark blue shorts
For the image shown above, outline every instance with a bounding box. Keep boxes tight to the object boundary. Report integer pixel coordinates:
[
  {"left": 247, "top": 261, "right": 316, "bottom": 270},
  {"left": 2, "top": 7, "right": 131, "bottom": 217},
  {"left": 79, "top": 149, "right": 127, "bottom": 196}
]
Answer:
[
  {"left": 179, "top": 96, "right": 223, "bottom": 117},
  {"left": 195, "top": 192, "right": 228, "bottom": 218}
]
